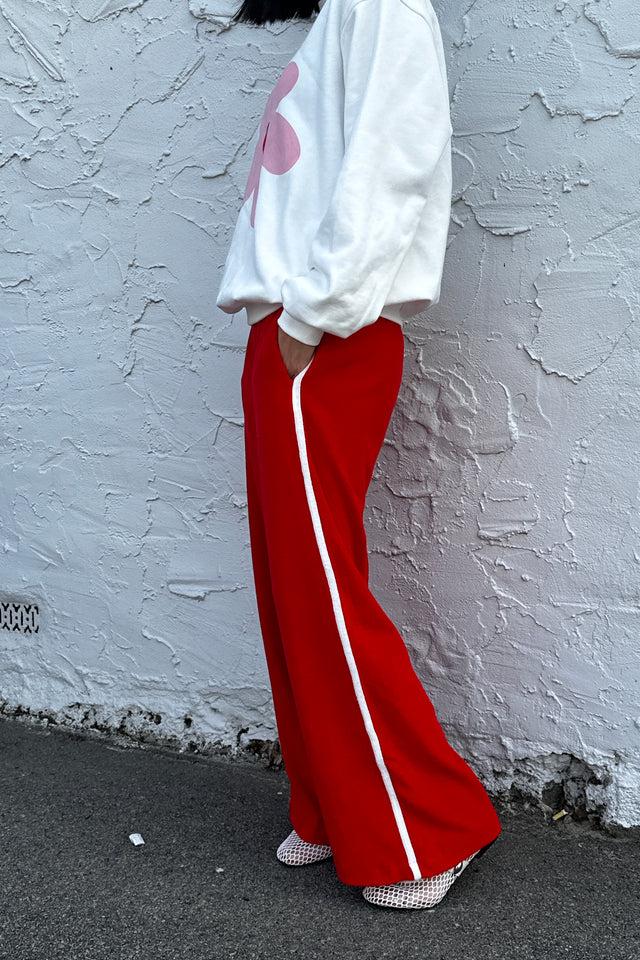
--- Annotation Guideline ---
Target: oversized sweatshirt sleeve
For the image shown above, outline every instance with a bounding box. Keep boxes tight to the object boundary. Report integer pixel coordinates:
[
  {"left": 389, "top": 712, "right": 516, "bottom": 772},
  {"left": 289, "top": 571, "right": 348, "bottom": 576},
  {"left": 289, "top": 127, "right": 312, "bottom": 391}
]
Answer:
[{"left": 277, "top": 0, "right": 453, "bottom": 346}]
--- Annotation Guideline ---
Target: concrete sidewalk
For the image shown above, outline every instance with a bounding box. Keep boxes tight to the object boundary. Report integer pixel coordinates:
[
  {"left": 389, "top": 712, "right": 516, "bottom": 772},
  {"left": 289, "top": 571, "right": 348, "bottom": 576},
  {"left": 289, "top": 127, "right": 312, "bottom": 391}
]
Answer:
[{"left": 0, "top": 716, "right": 637, "bottom": 960}]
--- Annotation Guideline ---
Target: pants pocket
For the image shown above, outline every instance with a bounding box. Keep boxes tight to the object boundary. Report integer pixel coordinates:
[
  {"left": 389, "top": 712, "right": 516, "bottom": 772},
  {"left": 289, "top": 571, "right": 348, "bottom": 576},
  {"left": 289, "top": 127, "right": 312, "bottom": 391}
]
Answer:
[{"left": 273, "top": 308, "right": 318, "bottom": 382}]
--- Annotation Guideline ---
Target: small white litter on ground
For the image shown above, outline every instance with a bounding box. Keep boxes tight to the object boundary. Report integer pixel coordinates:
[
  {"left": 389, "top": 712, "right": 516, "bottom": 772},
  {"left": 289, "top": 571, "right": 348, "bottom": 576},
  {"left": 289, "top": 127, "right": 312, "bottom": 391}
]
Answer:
[
  {"left": 129, "top": 833, "right": 145, "bottom": 846},
  {"left": 215, "top": 867, "right": 225, "bottom": 873}
]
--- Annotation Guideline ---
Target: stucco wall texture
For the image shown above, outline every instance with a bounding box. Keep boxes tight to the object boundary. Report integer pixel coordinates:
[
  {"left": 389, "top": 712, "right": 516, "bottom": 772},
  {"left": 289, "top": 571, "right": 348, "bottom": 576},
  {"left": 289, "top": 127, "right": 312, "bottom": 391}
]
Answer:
[{"left": 1, "top": 0, "right": 638, "bottom": 826}]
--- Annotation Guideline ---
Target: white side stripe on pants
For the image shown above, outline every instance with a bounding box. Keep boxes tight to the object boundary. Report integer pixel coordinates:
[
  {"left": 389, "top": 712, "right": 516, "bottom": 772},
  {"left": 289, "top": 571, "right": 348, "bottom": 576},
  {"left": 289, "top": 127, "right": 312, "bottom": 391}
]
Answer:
[{"left": 291, "top": 362, "right": 421, "bottom": 881}]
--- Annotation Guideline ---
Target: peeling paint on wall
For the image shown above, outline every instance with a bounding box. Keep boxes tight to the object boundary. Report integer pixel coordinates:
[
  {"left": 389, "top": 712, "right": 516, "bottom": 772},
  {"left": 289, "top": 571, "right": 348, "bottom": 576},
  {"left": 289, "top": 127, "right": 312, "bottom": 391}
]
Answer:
[{"left": 0, "top": 0, "right": 639, "bottom": 827}]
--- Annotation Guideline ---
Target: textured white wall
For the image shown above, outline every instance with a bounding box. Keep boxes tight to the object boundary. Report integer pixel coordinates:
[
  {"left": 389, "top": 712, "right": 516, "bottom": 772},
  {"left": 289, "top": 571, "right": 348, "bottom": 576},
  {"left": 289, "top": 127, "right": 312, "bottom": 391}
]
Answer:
[{"left": 1, "top": 0, "right": 638, "bottom": 825}]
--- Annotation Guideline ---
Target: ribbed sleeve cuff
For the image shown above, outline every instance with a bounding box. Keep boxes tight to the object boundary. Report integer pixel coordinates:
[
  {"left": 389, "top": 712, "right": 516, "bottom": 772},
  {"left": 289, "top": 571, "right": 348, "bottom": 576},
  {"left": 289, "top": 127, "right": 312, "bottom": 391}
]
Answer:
[{"left": 277, "top": 308, "right": 325, "bottom": 346}]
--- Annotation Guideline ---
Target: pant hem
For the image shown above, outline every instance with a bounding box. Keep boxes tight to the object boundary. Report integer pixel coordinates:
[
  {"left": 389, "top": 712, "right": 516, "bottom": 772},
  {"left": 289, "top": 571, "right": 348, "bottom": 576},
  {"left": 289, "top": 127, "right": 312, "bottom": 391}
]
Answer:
[
  {"left": 333, "top": 822, "right": 503, "bottom": 888},
  {"left": 290, "top": 820, "right": 331, "bottom": 848}
]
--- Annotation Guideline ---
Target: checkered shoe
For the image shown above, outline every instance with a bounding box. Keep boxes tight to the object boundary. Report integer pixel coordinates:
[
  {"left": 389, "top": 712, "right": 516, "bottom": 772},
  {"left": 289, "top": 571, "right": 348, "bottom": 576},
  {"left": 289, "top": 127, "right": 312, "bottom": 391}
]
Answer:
[
  {"left": 362, "top": 838, "right": 497, "bottom": 909},
  {"left": 276, "top": 829, "right": 332, "bottom": 866}
]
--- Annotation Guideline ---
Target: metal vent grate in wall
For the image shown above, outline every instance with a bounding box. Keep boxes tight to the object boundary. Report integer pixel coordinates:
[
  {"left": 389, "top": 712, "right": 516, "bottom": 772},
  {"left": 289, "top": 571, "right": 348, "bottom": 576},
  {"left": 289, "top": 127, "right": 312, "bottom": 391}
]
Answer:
[{"left": 0, "top": 601, "right": 40, "bottom": 634}]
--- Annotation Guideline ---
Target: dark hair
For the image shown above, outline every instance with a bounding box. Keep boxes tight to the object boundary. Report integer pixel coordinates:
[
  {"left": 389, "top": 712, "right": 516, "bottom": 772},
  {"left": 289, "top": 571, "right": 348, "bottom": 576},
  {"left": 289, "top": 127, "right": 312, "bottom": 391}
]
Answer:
[{"left": 232, "top": 0, "right": 319, "bottom": 25}]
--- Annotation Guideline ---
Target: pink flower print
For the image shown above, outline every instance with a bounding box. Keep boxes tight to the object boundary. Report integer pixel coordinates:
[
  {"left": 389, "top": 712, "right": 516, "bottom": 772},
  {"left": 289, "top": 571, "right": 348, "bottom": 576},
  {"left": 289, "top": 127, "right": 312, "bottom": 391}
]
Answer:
[{"left": 243, "top": 61, "right": 301, "bottom": 227}]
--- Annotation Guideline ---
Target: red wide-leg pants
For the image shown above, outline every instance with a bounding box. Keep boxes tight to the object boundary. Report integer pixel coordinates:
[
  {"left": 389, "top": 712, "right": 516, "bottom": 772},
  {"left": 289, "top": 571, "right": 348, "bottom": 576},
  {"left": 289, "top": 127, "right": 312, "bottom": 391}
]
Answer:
[{"left": 241, "top": 306, "right": 502, "bottom": 887}]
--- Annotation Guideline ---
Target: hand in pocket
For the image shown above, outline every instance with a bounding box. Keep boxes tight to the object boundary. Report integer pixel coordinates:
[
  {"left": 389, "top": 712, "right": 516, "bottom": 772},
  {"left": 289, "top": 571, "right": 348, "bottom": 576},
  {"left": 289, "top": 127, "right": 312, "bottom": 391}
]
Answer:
[{"left": 277, "top": 324, "right": 317, "bottom": 379}]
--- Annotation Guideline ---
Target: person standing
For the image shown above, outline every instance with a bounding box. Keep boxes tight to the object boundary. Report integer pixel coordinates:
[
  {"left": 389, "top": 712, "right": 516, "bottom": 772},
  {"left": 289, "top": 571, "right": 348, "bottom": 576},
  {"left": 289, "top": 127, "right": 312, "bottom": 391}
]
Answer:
[{"left": 216, "top": 0, "right": 502, "bottom": 909}]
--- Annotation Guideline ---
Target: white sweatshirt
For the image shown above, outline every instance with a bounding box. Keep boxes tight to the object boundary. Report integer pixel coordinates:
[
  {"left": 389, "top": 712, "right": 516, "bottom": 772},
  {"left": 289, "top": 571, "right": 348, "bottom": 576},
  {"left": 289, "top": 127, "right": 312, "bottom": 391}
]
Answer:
[{"left": 216, "top": 0, "right": 453, "bottom": 346}]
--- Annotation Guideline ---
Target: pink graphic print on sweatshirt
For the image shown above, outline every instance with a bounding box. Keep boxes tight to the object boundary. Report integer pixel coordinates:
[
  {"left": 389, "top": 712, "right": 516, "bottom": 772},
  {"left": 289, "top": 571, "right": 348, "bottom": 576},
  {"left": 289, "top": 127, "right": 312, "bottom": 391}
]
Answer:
[{"left": 243, "top": 61, "right": 301, "bottom": 228}]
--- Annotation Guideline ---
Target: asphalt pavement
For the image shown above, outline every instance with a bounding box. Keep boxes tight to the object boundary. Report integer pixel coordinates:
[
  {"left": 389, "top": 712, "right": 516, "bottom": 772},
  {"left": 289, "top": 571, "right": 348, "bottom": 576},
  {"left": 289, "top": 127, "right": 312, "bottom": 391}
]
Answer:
[{"left": 0, "top": 715, "right": 637, "bottom": 960}]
